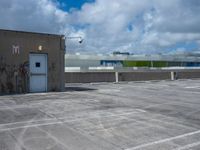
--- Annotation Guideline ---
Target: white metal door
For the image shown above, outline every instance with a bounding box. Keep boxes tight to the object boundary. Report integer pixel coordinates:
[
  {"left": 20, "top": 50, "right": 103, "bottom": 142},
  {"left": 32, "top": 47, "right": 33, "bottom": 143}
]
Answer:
[{"left": 29, "top": 54, "right": 47, "bottom": 92}]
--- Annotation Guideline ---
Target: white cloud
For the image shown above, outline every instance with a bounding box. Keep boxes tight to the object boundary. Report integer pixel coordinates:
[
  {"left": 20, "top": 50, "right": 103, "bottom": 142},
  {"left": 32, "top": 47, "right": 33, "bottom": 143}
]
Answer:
[
  {"left": 0, "top": 0, "right": 200, "bottom": 54},
  {"left": 69, "top": 0, "right": 200, "bottom": 54},
  {"left": 0, "top": 0, "right": 69, "bottom": 33}
]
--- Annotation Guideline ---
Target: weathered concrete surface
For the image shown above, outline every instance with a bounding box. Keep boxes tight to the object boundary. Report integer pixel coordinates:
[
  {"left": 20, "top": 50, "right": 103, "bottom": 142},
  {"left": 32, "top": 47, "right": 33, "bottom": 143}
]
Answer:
[
  {"left": 119, "top": 71, "right": 170, "bottom": 81},
  {"left": 65, "top": 72, "right": 115, "bottom": 83},
  {"left": 0, "top": 29, "right": 65, "bottom": 94},
  {"left": 65, "top": 69, "right": 200, "bottom": 83},
  {"left": 0, "top": 79, "right": 200, "bottom": 150}
]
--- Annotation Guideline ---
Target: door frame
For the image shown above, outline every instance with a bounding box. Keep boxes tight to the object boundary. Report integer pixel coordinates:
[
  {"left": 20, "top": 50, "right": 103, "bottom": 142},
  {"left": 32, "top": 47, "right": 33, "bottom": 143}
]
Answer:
[{"left": 29, "top": 53, "right": 48, "bottom": 93}]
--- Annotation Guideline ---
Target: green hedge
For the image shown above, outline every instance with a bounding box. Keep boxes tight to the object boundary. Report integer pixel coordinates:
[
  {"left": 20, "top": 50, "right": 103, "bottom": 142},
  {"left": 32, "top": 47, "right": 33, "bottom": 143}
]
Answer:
[
  {"left": 152, "top": 61, "right": 168, "bottom": 67},
  {"left": 123, "top": 61, "right": 168, "bottom": 67},
  {"left": 123, "top": 61, "right": 151, "bottom": 67}
]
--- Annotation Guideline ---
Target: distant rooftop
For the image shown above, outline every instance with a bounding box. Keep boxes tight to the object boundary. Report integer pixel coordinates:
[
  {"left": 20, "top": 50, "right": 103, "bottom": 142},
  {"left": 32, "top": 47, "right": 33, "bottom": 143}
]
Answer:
[{"left": 65, "top": 53, "right": 200, "bottom": 62}]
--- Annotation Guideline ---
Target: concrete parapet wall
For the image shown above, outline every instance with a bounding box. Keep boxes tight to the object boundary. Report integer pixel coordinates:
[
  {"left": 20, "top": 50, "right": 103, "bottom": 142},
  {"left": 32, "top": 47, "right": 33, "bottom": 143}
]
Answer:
[
  {"left": 176, "top": 71, "right": 200, "bottom": 79},
  {"left": 65, "top": 69, "right": 200, "bottom": 83},
  {"left": 118, "top": 72, "right": 170, "bottom": 81},
  {"left": 65, "top": 72, "right": 115, "bottom": 83}
]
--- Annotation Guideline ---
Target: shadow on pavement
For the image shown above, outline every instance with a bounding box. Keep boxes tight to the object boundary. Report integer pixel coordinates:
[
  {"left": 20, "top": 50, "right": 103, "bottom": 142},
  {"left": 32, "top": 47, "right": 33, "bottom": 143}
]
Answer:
[{"left": 65, "top": 87, "right": 97, "bottom": 92}]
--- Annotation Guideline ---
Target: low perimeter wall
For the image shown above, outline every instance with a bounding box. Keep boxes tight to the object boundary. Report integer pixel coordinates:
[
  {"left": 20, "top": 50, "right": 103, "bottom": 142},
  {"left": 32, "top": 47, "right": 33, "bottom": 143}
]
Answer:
[
  {"left": 65, "top": 70, "right": 200, "bottom": 83},
  {"left": 65, "top": 72, "right": 115, "bottom": 83}
]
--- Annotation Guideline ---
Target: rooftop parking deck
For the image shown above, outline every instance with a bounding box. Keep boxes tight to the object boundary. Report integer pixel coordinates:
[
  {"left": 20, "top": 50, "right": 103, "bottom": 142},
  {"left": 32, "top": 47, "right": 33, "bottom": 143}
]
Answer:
[{"left": 0, "top": 79, "right": 200, "bottom": 150}]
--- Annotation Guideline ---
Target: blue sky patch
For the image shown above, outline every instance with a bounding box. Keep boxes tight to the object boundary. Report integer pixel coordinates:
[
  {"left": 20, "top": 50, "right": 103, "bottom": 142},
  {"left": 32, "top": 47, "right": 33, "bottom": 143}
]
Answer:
[{"left": 57, "top": 0, "right": 95, "bottom": 11}]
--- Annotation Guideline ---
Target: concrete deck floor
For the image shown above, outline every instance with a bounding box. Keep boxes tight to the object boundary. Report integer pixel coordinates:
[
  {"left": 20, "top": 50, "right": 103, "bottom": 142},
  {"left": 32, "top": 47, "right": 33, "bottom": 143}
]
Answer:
[{"left": 0, "top": 79, "right": 200, "bottom": 150}]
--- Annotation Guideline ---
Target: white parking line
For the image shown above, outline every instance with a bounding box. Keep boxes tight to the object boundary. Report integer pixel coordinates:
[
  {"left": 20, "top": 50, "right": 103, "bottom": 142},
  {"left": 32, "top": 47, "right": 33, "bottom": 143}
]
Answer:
[
  {"left": 0, "top": 121, "right": 63, "bottom": 132},
  {"left": 185, "top": 86, "right": 200, "bottom": 89},
  {"left": 36, "top": 127, "right": 70, "bottom": 150},
  {"left": 173, "top": 141, "right": 200, "bottom": 150},
  {"left": 0, "top": 109, "right": 146, "bottom": 132},
  {"left": 0, "top": 118, "right": 57, "bottom": 127},
  {"left": 125, "top": 130, "right": 200, "bottom": 150}
]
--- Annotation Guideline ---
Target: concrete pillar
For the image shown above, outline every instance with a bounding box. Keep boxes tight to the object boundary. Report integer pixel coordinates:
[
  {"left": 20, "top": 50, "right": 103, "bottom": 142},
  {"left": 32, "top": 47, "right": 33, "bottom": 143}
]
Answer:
[
  {"left": 171, "top": 72, "right": 175, "bottom": 80},
  {"left": 171, "top": 71, "right": 177, "bottom": 80},
  {"left": 115, "top": 72, "right": 119, "bottom": 83}
]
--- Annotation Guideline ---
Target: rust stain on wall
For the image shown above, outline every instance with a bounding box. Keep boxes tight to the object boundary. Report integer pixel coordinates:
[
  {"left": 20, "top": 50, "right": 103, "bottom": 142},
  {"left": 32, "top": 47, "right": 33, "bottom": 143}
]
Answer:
[{"left": 0, "top": 56, "right": 29, "bottom": 94}]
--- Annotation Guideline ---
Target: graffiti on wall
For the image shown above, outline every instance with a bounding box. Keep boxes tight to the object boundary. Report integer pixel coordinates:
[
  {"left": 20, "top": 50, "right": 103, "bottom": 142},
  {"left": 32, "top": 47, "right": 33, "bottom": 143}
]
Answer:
[
  {"left": 0, "top": 56, "right": 29, "bottom": 94},
  {"left": 12, "top": 45, "right": 20, "bottom": 55}
]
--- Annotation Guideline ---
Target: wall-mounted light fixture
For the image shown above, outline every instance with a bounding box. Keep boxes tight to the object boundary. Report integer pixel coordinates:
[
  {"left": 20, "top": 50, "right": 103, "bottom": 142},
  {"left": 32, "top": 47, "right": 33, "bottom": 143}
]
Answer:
[
  {"left": 64, "top": 36, "right": 84, "bottom": 54},
  {"left": 38, "top": 45, "right": 43, "bottom": 51}
]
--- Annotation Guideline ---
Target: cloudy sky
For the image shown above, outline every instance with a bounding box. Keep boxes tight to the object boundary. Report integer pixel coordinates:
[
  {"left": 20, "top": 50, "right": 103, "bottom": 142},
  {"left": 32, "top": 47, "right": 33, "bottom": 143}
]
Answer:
[{"left": 0, "top": 0, "right": 200, "bottom": 54}]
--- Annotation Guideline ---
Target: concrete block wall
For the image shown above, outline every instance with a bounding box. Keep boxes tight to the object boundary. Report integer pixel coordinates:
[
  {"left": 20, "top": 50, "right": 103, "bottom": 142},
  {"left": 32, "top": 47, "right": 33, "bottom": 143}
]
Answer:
[
  {"left": 0, "top": 29, "right": 65, "bottom": 94},
  {"left": 118, "top": 72, "right": 170, "bottom": 81},
  {"left": 176, "top": 70, "right": 200, "bottom": 79},
  {"left": 65, "top": 72, "right": 115, "bottom": 83},
  {"left": 65, "top": 70, "right": 200, "bottom": 83}
]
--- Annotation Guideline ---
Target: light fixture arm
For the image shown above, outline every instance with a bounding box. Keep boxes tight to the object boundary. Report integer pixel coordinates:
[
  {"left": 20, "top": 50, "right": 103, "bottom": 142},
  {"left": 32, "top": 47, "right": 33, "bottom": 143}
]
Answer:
[{"left": 65, "top": 36, "right": 83, "bottom": 43}]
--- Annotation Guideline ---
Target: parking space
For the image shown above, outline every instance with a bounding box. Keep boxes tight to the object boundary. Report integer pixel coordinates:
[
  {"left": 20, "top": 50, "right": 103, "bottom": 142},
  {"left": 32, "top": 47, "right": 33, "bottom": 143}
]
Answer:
[{"left": 0, "top": 79, "right": 200, "bottom": 150}]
